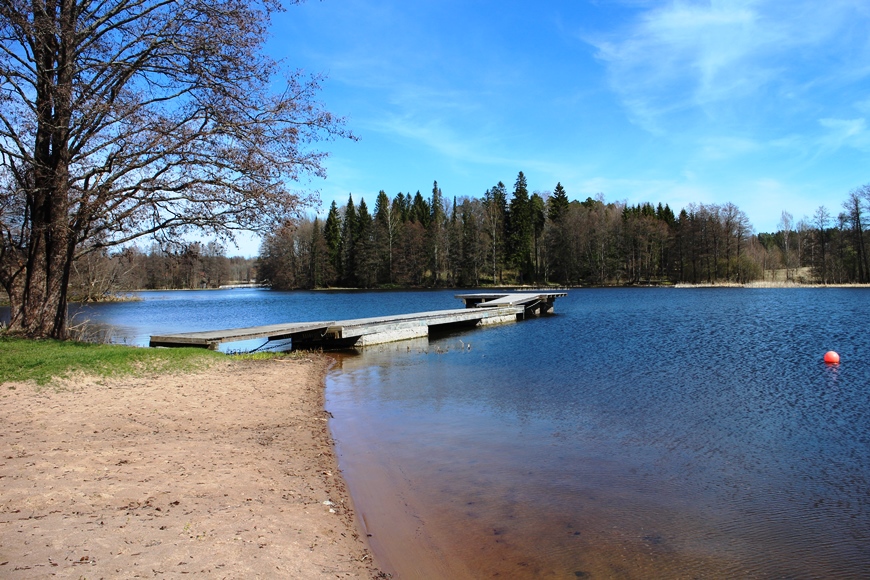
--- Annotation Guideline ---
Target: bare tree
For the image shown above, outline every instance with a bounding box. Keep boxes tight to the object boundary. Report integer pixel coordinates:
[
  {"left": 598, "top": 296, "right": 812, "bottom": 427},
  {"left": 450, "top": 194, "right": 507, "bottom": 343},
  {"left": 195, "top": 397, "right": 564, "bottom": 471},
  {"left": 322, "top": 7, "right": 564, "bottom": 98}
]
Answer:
[
  {"left": 812, "top": 206, "right": 831, "bottom": 284},
  {"left": 778, "top": 211, "right": 794, "bottom": 280},
  {"left": 483, "top": 183, "right": 506, "bottom": 284},
  {"left": 374, "top": 190, "right": 399, "bottom": 284},
  {"left": 843, "top": 187, "right": 869, "bottom": 283},
  {"left": 0, "top": 0, "right": 351, "bottom": 338}
]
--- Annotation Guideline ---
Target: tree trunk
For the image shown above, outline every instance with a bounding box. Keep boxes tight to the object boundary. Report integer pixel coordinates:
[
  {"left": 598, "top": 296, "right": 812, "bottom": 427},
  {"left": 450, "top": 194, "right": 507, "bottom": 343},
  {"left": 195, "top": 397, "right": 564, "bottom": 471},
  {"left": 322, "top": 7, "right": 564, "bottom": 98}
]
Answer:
[
  {"left": 4, "top": 0, "right": 76, "bottom": 339},
  {"left": 6, "top": 235, "right": 74, "bottom": 339}
]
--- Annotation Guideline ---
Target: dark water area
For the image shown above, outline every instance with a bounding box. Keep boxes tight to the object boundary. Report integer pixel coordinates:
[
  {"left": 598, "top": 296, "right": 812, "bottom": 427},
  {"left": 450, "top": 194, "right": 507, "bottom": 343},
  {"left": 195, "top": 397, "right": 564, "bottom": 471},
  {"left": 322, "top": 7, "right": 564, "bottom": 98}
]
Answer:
[
  {"left": 327, "top": 288, "right": 870, "bottom": 578},
  {"left": 10, "top": 287, "right": 870, "bottom": 577}
]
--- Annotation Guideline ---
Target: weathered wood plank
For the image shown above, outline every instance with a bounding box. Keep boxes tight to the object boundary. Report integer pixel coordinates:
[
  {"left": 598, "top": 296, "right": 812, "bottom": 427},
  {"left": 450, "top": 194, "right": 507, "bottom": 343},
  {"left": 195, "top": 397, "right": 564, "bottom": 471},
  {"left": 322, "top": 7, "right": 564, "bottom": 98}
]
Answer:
[
  {"left": 455, "top": 291, "right": 567, "bottom": 309},
  {"left": 149, "top": 292, "right": 566, "bottom": 350},
  {"left": 294, "top": 307, "right": 523, "bottom": 348},
  {"left": 149, "top": 321, "right": 332, "bottom": 349}
]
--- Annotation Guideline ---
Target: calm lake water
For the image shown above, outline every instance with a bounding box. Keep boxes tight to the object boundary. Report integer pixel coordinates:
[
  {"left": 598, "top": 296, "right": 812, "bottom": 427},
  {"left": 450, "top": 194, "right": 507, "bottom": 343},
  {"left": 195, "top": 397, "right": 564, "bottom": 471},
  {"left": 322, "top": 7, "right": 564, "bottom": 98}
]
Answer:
[{"left": 15, "top": 288, "right": 870, "bottom": 578}]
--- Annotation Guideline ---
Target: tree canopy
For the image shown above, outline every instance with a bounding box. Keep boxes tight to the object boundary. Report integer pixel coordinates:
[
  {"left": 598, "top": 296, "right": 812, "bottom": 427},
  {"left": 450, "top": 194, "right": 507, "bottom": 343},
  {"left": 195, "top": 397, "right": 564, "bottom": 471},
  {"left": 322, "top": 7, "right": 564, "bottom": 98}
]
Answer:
[
  {"left": 0, "top": 0, "right": 350, "bottom": 337},
  {"left": 257, "top": 178, "right": 870, "bottom": 290}
]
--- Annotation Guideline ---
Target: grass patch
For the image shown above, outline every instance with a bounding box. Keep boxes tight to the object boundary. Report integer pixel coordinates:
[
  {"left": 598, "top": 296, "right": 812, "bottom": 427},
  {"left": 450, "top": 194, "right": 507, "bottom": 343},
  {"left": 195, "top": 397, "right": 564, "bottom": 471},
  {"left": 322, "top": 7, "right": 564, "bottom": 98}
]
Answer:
[{"left": 0, "top": 335, "right": 224, "bottom": 386}]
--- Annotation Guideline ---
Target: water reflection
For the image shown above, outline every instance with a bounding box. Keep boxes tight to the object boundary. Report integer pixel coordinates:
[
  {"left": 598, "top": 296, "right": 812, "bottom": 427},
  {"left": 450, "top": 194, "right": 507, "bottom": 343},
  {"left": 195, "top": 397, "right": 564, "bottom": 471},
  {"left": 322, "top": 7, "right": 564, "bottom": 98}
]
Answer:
[{"left": 328, "top": 288, "right": 870, "bottom": 578}]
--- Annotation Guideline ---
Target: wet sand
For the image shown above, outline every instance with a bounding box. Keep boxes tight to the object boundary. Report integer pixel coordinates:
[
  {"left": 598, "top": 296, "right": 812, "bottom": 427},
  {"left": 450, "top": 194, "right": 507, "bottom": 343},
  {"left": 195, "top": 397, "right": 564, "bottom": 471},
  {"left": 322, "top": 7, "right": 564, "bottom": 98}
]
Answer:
[{"left": 0, "top": 356, "right": 384, "bottom": 578}]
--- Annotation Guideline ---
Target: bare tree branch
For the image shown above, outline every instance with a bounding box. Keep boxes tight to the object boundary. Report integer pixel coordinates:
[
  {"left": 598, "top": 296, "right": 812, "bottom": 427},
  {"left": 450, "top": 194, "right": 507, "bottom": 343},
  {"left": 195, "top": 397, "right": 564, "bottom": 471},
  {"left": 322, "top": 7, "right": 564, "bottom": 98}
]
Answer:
[{"left": 0, "top": 0, "right": 352, "bottom": 337}]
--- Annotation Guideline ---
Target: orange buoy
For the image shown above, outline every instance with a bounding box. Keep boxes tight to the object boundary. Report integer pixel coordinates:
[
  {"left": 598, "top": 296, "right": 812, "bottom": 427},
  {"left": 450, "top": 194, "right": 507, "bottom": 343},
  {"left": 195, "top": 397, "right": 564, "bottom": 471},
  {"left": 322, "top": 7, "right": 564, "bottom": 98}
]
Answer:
[{"left": 824, "top": 351, "right": 840, "bottom": 364}]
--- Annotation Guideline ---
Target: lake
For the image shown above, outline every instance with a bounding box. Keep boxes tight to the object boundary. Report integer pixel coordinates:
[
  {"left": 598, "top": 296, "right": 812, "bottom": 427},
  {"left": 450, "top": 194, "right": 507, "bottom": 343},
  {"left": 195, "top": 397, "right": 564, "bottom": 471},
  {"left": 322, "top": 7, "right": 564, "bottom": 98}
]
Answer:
[{"left": 12, "top": 287, "right": 870, "bottom": 578}]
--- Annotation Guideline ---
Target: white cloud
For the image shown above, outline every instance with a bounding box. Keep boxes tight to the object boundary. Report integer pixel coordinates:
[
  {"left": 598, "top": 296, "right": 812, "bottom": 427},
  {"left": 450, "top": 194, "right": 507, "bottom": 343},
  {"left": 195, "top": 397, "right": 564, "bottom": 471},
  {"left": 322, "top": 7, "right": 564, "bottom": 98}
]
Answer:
[
  {"left": 818, "top": 117, "right": 870, "bottom": 152},
  {"left": 586, "top": 0, "right": 870, "bottom": 131},
  {"left": 369, "top": 114, "right": 506, "bottom": 166},
  {"left": 365, "top": 113, "right": 596, "bottom": 186}
]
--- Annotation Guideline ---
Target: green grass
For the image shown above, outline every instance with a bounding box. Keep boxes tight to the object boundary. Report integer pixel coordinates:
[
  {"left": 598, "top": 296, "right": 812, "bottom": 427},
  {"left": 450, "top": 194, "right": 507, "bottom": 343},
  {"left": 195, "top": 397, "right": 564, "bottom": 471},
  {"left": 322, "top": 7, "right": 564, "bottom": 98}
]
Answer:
[{"left": 0, "top": 335, "right": 225, "bottom": 386}]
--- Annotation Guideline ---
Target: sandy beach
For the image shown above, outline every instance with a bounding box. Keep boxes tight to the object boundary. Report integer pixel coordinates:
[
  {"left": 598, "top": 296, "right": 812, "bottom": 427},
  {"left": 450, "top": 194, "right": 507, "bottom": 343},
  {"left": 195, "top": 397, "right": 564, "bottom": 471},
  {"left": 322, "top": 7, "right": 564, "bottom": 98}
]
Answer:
[{"left": 0, "top": 356, "right": 383, "bottom": 578}]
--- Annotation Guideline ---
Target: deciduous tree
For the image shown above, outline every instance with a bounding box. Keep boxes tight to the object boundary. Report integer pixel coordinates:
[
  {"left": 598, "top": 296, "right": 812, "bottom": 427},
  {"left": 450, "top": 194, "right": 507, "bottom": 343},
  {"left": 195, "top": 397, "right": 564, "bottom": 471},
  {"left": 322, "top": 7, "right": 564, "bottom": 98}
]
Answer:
[{"left": 0, "top": 0, "right": 350, "bottom": 337}]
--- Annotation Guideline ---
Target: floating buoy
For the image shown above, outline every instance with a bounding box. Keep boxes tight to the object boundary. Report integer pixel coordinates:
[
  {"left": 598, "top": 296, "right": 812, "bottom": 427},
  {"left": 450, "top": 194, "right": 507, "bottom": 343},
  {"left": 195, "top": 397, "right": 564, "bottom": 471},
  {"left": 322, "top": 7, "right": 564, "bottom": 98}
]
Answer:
[{"left": 824, "top": 351, "right": 840, "bottom": 364}]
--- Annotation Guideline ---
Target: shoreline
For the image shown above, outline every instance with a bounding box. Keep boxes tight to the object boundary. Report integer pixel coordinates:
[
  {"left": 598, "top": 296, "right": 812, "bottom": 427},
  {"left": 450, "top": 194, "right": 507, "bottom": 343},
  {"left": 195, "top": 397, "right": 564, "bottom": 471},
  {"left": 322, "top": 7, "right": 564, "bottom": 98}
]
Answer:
[{"left": 0, "top": 356, "right": 383, "bottom": 578}]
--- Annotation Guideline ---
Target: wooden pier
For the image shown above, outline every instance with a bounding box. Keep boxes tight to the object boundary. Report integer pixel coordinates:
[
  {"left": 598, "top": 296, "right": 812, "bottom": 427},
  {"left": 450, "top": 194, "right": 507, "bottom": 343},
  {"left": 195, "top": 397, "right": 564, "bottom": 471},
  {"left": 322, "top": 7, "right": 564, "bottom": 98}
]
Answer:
[
  {"left": 149, "top": 291, "right": 566, "bottom": 350},
  {"left": 456, "top": 291, "right": 567, "bottom": 314}
]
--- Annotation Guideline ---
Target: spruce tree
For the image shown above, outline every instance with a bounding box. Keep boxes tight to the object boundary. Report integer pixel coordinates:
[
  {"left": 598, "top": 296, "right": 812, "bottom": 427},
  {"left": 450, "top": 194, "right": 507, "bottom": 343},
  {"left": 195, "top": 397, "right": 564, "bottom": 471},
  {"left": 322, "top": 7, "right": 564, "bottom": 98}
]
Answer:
[
  {"left": 355, "top": 198, "right": 376, "bottom": 287},
  {"left": 324, "top": 201, "right": 342, "bottom": 283},
  {"left": 545, "top": 183, "right": 570, "bottom": 284},
  {"left": 356, "top": 198, "right": 372, "bottom": 242},
  {"left": 548, "top": 182, "right": 569, "bottom": 223},
  {"left": 411, "top": 191, "right": 431, "bottom": 227},
  {"left": 393, "top": 193, "right": 410, "bottom": 223},
  {"left": 508, "top": 171, "right": 533, "bottom": 281},
  {"left": 341, "top": 194, "right": 357, "bottom": 286}
]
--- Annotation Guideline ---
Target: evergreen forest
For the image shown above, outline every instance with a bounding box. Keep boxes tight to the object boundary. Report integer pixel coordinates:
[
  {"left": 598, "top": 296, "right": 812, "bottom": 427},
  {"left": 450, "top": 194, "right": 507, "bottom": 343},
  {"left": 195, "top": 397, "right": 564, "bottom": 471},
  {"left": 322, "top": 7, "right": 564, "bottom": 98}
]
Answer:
[{"left": 257, "top": 173, "right": 870, "bottom": 289}]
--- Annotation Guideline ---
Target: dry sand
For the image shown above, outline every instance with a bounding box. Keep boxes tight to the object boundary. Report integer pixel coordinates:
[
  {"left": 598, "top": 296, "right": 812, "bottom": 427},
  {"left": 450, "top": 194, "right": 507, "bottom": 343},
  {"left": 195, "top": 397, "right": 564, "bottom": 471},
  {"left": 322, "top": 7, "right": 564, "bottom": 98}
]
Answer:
[{"left": 0, "top": 356, "right": 384, "bottom": 579}]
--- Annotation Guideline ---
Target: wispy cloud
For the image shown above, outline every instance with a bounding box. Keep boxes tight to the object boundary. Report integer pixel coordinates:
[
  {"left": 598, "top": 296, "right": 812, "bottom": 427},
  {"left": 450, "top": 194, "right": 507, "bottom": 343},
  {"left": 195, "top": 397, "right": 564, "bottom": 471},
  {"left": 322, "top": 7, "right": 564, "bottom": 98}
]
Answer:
[
  {"left": 366, "top": 112, "right": 595, "bottom": 188},
  {"left": 586, "top": 0, "right": 870, "bottom": 132},
  {"left": 368, "top": 114, "right": 508, "bottom": 165},
  {"left": 818, "top": 117, "right": 870, "bottom": 152}
]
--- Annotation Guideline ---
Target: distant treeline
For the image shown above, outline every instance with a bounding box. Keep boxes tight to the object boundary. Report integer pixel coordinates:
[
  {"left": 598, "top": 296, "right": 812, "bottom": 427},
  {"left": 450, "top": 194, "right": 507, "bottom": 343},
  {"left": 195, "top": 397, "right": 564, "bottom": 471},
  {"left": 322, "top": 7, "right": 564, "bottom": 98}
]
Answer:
[
  {"left": 68, "top": 242, "right": 257, "bottom": 301},
  {"left": 67, "top": 175, "right": 870, "bottom": 299},
  {"left": 257, "top": 174, "right": 870, "bottom": 288}
]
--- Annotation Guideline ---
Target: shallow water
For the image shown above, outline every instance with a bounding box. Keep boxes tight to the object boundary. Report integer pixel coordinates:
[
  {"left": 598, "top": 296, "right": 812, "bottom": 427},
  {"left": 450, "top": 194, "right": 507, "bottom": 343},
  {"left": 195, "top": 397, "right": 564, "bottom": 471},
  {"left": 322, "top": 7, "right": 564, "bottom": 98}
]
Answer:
[{"left": 21, "top": 287, "right": 870, "bottom": 578}]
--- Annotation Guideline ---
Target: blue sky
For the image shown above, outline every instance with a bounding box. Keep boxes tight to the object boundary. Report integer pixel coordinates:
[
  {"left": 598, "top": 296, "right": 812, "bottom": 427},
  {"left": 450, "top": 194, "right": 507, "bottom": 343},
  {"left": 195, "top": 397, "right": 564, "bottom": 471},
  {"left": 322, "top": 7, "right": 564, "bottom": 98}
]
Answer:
[{"left": 235, "top": 0, "right": 870, "bottom": 255}]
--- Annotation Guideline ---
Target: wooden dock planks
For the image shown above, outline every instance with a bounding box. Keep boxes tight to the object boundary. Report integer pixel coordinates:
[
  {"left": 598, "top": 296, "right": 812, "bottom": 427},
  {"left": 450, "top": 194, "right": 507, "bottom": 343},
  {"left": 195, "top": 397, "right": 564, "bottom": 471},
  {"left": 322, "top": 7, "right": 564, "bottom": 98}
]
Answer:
[
  {"left": 455, "top": 291, "right": 567, "bottom": 313},
  {"left": 149, "top": 321, "right": 332, "bottom": 349},
  {"left": 149, "top": 292, "right": 566, "bottom": 350},
  {"left": 149, "top": 306, "right": 524, "bottom": 350},
  {"left": 294, "top": 307, "right": 522, "bottom": 349}
]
